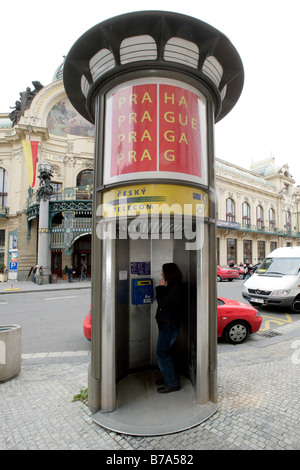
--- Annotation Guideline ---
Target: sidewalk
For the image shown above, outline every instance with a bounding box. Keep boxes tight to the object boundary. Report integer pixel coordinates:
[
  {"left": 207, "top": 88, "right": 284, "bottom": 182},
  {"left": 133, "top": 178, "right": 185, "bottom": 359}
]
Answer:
[
  {"left": 0, "top": 278, "right": 91, "bottom": 295},
  {"left": 0, "top": 280, "right": 299, "bottom": 450}
]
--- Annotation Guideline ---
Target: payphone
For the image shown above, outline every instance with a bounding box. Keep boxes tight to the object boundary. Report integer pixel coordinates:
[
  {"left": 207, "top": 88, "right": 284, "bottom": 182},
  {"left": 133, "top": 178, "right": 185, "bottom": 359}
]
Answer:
[
  {"left": 64, "top": 10, "right": 243, "bottom": 435},
  {"left": 131, "top": 279, "right": 153, "bottom": 305}
]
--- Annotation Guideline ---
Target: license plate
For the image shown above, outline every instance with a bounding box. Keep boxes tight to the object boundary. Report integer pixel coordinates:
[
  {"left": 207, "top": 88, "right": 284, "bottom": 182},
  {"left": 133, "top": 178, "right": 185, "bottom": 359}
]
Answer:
[{"left": 250, "top": 297, "right": 264, "bottom": 304}]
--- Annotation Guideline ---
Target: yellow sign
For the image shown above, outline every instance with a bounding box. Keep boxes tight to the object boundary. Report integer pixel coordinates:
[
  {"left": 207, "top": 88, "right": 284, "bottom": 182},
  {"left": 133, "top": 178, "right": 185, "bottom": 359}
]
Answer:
[{"left": 101, "top": 184, "right": 209, "bottom": 218}]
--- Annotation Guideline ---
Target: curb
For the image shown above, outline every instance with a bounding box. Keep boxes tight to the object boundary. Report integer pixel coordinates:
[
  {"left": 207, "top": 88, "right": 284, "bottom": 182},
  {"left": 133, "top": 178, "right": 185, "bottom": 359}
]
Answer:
[{"left": 0, "top": 284, "right": 91, "bottom": 295}]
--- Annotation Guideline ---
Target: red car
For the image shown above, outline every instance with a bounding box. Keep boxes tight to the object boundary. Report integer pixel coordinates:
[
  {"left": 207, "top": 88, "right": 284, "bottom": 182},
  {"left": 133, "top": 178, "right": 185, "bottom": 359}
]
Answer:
[
  {"left": 217, "top": 266, "right": 239, "bottom": 282},
  {"left": 233, "top": 266, "right": 245, "bottom": 279},
  {"left": 83, "top": 303, "right": 91, "bottom": 340},
  {"left": 217, "top": 297, "right": 262, "bottom": 344},
  {"left": 84, "top": 298, "right": 262, "bottom": 345}
]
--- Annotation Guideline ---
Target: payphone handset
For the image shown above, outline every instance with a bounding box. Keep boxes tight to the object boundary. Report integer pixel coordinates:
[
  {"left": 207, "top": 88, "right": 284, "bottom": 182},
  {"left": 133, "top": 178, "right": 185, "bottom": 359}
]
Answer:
[{"left": 131, "top": 279, "right": 154, "bottom": 305}]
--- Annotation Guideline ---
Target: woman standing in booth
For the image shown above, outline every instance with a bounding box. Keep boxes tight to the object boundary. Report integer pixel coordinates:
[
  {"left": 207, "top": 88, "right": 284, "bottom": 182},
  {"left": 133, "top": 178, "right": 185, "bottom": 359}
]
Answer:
[{"left": 155, "top": 263, "right": 183, "bottom": 393}]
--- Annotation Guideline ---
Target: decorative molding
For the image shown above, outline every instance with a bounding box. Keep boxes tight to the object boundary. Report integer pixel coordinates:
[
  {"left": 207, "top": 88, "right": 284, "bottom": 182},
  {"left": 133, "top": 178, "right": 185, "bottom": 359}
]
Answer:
[{"left": 33, "top": 82, "right": 64, "bottom": 115}]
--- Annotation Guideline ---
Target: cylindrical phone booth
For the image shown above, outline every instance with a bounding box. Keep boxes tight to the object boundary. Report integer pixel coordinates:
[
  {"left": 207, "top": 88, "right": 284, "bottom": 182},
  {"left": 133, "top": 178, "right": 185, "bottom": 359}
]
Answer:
[{"left": 64, "top": 11, "right": 243, "bottom": 435}]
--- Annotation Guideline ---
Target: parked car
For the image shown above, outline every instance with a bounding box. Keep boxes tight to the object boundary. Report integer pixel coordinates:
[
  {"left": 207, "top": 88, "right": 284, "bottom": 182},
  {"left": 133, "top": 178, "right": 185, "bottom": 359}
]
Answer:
[
  {"left": 83, "top": 303, "right": 91, "bottom": 340},
  {"left": 84, "top": 298, "right": 262, "bottom": 345},
  {"left": 233, "top": 265, "right": 245, "bottom": 279},
  {"left": 217, "top": 297, "right": 262, "bottom": 344},
  {"left": 217, "top": 266, "right": 239, "bottom": 282},
  {"left": 243, "top": 247, "right": 300, "bottom": 311}
]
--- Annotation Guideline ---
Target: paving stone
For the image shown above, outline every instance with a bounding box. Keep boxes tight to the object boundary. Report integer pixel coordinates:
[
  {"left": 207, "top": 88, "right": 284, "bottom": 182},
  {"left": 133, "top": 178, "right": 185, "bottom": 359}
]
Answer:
[{"left": 0, "top": 332, "right": 300, "bottom": 450}]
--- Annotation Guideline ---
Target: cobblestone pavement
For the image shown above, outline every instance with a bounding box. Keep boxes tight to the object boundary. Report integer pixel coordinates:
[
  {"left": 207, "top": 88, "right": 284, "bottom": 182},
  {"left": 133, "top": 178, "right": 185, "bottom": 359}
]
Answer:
[
  {"left": 0, "top": 282, "right": 299, "bottom": 450},
  {"left": 1, "top": 329, "right": 299, "bottom": 450}
]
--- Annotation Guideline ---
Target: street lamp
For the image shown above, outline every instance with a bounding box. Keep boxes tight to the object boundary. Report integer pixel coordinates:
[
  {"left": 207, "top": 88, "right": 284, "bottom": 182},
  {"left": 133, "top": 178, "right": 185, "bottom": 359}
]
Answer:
[
  {"left": 38, "top": 160, "right": 52, "bottom": 172},
  {"left": 37, "top": 161, "right": 54, "bottom": 202},
  {"left": 36, "top": 161, "right": 53, "bottom": 283}
]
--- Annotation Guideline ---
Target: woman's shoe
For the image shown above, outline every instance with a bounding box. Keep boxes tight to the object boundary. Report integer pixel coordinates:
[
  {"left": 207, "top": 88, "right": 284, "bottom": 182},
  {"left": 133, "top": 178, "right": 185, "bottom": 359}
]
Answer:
[{"left": 157, "top": 386, "right": 180, "bottom": 393}]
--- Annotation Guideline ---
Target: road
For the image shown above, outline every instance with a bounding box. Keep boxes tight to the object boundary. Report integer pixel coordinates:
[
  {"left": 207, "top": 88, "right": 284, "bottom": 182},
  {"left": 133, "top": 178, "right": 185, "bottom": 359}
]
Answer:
[
  {"left": 0, "top": 289, "right": 91, "bottom": 354},
  {"left": 217, "top": 279, "right": 300, "bottom": 332},
  {"left": 0, "top": 280, "right": 299, "bottom": 356}
]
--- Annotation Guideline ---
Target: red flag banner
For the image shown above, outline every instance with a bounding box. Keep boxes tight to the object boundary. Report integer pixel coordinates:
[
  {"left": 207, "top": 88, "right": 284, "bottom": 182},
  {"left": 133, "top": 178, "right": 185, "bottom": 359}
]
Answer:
[{"left": 22, "top": 141, "right": 39, "bottom": 187}]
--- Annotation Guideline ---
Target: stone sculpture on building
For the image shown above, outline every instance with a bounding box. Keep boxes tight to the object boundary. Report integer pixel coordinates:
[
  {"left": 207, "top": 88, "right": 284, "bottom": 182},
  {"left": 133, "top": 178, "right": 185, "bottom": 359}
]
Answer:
[{"left": 9, "top": 81, "right": 43, "bottom": 125}]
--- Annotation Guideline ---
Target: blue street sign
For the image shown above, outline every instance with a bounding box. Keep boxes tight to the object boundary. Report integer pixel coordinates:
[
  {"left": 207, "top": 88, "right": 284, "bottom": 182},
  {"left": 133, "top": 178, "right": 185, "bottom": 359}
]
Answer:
[{"left": 9, "top": 261, "right": 18, "bottom": 271}]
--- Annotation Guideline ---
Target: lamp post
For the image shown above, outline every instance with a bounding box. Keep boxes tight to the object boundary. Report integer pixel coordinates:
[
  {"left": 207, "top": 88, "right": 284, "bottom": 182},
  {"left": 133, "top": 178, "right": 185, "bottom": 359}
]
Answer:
[{"left": 36, "top": 161, "right": 53, "bottom": 284}]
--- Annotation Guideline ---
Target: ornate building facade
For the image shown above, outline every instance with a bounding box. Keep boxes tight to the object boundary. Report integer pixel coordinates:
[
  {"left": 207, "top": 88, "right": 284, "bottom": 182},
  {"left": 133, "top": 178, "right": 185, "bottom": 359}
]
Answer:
[
  {"left": 0, "top": 63, "right": 94, "bottom": 280},
  {"left": 216, "top": 158, "right": 300, "bottom": 266},
  {"left": 0, "top": 61, "right": 299, "bottom": 280}
]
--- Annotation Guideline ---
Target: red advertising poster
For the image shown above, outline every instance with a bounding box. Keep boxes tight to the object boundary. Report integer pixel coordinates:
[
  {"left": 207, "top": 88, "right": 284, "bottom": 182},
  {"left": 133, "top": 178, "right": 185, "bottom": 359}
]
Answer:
[
  {"left": 109, "top": 82, "right": 203, "bottom": 180},
  {"left": 159, "top": 85, "right": 202, "bottom": 177},
  {"left": 110, "top": 84, "right": 157, "bottom": 177}
]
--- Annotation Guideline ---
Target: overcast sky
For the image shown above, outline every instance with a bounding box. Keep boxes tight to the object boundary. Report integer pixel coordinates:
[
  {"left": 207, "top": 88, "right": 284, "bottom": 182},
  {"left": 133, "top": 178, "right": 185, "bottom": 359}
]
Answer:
[{"left": 3, "top": 0, "right": 300, "bottom": 183}]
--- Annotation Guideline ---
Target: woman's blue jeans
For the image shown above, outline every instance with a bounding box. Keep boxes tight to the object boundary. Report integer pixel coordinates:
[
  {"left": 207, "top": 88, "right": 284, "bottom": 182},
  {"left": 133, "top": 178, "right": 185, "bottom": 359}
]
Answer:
[{"left": 156, "top": 321, "right": 180, "bottom": 389}]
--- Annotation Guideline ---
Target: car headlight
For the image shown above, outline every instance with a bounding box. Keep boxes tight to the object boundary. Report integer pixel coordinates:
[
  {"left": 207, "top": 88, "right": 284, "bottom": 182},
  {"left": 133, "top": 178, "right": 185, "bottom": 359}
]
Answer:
[{"left": 270, "top": 289, "right": 290, "bottom": 296}]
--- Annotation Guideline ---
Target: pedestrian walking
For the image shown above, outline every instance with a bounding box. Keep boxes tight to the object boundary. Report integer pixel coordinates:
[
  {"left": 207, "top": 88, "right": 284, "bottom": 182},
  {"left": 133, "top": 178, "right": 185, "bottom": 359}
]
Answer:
[
  {"left": 68, "top": 265, "right": 74, "bottom": 283},
  {"left": 39, "top": 266, "right": 44, "bottom": 285},
  {"left": 244, "top": 263, "right": 250, "bottom": 282},
  {"left": 80, "top": 263, "right": 87, "bottom": 281},
  {"left": 33, "top": 265, "right": 38, "bottom": 283}
]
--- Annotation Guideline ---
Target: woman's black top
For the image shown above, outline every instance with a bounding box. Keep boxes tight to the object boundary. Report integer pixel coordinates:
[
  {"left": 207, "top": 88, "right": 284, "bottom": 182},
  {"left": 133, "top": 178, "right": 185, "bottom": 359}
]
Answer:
[{"left": 155, "top": 281, "right": 183, "bottom": 323}]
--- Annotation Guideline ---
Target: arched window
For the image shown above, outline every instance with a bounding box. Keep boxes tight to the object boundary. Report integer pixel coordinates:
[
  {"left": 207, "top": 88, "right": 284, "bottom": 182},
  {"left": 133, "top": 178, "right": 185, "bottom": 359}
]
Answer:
[
  {"left": 269, "top": 208, "right": 276, "bottom": 230},
  {"left": 256, "top": 205, "right": 264, "bottom": 228},
  {"left": 76, "top": 170, "right": 93, "bottom": 187},
  {"left": 226, "top": 198, "right": 235, "bottom": 222},
  {"left": 0, "top": 168, "right": 9, "bottom": 207},
  {"left": 242, "top": 202, "right": 250, "bottom": 225}
]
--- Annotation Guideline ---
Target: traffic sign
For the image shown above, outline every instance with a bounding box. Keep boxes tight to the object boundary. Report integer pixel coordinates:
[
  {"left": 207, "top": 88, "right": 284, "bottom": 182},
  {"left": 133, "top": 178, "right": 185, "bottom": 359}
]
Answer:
[{"left": 9, "top": 261, "right": 18, "bottom": 271}]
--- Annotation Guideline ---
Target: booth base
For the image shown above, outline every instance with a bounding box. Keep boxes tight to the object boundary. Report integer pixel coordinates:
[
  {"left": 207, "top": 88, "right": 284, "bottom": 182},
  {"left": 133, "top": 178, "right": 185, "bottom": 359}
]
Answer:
[{"left": 92, "top": 370, "right": 218, "bottom": 436}]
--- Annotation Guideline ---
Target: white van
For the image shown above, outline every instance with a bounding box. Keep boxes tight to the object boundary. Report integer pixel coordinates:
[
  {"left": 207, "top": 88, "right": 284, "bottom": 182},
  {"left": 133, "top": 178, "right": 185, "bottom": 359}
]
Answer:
[{"left": 242, "top": 246, "right": 300, "bottom": 312}]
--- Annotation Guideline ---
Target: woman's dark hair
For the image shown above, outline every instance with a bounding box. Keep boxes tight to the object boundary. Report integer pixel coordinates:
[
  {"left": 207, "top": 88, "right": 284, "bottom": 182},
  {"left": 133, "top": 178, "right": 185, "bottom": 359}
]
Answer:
[{"left": 162, "top": 263, "right": 183, "bottom": 284}]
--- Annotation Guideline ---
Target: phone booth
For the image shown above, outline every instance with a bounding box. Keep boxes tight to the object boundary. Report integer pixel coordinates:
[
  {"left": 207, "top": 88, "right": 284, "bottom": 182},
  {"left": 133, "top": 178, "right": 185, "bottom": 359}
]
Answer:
[{"left": 64, "top": 11, "right": 244, "bottom": 435}]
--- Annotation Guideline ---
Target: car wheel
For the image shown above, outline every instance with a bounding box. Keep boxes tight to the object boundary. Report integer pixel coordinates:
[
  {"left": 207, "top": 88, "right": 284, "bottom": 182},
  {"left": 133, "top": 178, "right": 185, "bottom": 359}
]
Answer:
[
  {"left": 217, "top": 275, "right": 222, "bottom": 282},
  {"left": 223, "top": 321, "right": 250, "bottom": 344},
  {"left": 291, "top": 296, "right": 300, "bottom": 312}
]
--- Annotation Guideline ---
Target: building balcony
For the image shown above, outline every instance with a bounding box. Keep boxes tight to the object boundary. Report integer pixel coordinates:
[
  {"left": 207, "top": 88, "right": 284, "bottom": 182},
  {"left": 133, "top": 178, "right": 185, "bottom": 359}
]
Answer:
[
  {"left": 25, "top": 185, "right": 93, "bottom": 220},
  {"left": 217, "top": 220, "right": 300, "bottom": 238},
  {"left": 25, "top": 185, "right": 92, "bottom": 250},
  {"left": 51, "top": 217, "right": 92, "bottom": 252}
]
